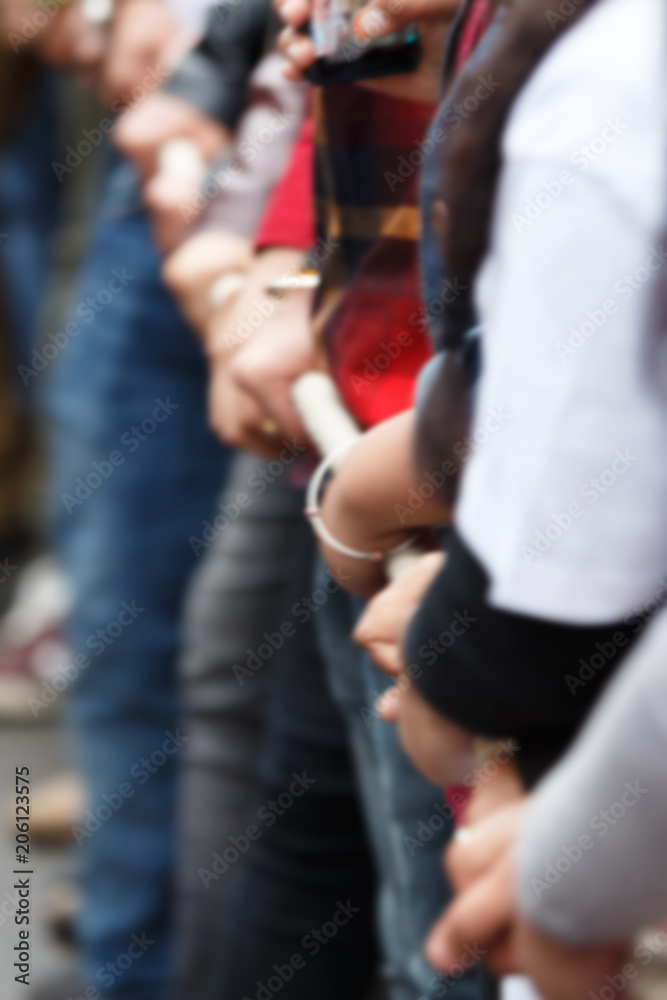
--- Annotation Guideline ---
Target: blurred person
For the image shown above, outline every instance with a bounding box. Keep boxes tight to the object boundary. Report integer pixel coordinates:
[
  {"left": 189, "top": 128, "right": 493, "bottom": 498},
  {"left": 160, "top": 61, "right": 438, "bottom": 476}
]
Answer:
[
  {"left": 311, "top": 0, "right": 653, "bottom": 783},
  {"left": 426, "top": 603, "right": 667, "bottom": 1000},
  {"left": 164, "top": 140, "right": 314, "bottom": 998},
  {"left": 391, "top": 0, "right": 663, "bottom": 788},
  {"left": 0, "top": 49, "right": 61, "bottom": 376},
  {"left": 188, "top": 241, "right": 382, "bottom": 1000},
  {"left": 47, "top": 144, "right": 227, "bottom": 1000},
  {"left": 0, "top": 51, "right": 45, "bottom": 620},
  {"left": 21, "top": 5, "right": 313, "bottom": 996},
  {"left": 126, "top": 19, "right": 310, "bottom": 1000},
  {"left": 0, "top": 33, "right": 102, "bottom": 722},
  {"left": 199, "top": 197, "right": 381, "bottom": 1000},
  {"left": 0, "top": 292, "right": 41, "bottom": 722},
  {"left": 165, "top": 109, "right": 383, "bottom": 998},
  {"left": 113, "top": 0, "right": 281, "bottom": 250},
  {"left": 317, "top": 0, "right": 667, "bottom": 992},
  {"left": 27, "top": 0, "right": 247, "bottom": 995},
  {"left": 0, "top": 298, "right": 35, "bottom": 616},
  {"left": 515, "top": 604, "right": 667, "bottom": 1000},
  {"left": 214, "top": 2, "right": 486, "bottom": 998}
]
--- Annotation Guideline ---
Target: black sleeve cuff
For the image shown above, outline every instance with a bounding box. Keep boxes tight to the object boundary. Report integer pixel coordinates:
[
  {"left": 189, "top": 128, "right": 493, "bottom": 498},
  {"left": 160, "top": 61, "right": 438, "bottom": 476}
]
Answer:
[
  {"left": 407, "top": 528, "right": 638, "bottom": 787},
  {"left": 164, "top": 50, "right": 246, "bottom": 130}
]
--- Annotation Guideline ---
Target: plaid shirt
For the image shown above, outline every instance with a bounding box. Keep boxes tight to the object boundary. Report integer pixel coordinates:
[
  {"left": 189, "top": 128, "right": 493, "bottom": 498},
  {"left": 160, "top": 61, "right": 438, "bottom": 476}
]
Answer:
[{"left": 312, "top": 83, "right": 436, "bottom": 428}]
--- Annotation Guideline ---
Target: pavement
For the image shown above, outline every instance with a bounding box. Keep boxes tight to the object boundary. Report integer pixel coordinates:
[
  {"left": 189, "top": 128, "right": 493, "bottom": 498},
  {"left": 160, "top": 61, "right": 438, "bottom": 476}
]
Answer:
[{"left": 0, "top": 721, "right": 78, "bottom": 998}]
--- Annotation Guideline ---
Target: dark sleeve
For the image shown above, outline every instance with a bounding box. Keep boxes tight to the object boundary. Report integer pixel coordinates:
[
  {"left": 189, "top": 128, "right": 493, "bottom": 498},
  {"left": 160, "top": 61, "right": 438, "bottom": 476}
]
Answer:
[
  {"left": 164, "top": 0, "right": 280, "bottom": 129},
  {"left": 406, "top": 528, "right": 640, "bottom": 788}
]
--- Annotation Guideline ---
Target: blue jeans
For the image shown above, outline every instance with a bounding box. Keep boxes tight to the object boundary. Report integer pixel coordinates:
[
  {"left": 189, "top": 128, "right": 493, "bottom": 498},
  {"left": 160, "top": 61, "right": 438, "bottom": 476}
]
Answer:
[
  {"left": 315, "top": 565, "right": 480, "bottom": 1000},
  {"left": 48, "top": 151, "right": 229, "bottom": 999}
]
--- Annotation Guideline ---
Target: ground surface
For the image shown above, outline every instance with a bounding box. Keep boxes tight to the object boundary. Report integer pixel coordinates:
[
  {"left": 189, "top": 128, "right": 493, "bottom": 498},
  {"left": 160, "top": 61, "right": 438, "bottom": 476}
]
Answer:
[{"left": 0, "top": 721, "right": 77, "bottom": 998}]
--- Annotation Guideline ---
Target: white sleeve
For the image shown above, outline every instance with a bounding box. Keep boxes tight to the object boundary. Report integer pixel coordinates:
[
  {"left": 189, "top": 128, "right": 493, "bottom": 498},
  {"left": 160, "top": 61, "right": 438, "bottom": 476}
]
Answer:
[{"left": 455, "top": 0, "right": 667, "bottom": 625}]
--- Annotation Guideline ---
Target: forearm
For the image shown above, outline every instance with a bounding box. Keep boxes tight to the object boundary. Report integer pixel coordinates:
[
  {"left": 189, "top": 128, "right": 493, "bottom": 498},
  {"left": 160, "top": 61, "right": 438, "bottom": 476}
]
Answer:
[{"left": 517, "top": 606, "right": 667, "bottom": 944}]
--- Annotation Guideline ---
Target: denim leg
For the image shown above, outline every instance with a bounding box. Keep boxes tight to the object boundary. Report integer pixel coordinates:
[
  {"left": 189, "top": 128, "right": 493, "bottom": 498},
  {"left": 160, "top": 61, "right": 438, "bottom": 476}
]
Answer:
[
  {"left": 48, "top": 151, "right": 229, "bottom": 999},
  {"left": 361, "top": 658, "right": 480, "bottom": 1000},
  {"left": 314, "top": 564, "right": 480, "bottom": 1000}
]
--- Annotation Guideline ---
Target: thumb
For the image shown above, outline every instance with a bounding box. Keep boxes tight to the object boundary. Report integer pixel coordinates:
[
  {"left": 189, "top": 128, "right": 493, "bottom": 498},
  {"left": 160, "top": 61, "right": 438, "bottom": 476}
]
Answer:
[
  {"left": 353, "top": 0, "right": 408, "bottom": 41},
  {"left": 353, "top": 0, "right": 453, "bottom": 40}
]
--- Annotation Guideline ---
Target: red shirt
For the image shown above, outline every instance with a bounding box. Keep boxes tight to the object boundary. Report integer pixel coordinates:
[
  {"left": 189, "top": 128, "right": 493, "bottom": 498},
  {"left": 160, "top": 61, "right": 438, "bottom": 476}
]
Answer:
[{"left": 254, "top": 116, "right": 316, "bottom": 251}]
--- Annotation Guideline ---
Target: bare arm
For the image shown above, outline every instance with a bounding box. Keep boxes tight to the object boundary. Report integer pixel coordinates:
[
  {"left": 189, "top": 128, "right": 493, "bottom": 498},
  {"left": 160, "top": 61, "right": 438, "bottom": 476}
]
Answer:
[{"left": 317, "top": 408, "right": 451, "bottom": 596}]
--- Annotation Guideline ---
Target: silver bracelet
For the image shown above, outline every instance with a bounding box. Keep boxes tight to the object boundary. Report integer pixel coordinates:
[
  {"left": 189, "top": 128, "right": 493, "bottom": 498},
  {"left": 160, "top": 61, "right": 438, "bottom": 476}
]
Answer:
[{"left": 305, "top": 440, "right": 419, "bottom": 562}]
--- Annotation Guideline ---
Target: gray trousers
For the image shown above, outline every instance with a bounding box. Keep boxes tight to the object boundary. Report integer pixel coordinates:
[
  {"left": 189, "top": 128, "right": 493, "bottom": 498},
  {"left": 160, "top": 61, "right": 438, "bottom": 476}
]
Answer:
[{"left": 167, "top": 451, "right": 305, "bottom": 1000}]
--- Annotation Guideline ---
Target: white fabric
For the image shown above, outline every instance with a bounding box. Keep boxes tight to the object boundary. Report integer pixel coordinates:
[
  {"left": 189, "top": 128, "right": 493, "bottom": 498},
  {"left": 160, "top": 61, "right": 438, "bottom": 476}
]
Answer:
[
  {"left": 501, "top": 976, "right": 543, "bottom": 1000},
  {"left": 456, "top": 0, "right": 667, "bottom": 624}
]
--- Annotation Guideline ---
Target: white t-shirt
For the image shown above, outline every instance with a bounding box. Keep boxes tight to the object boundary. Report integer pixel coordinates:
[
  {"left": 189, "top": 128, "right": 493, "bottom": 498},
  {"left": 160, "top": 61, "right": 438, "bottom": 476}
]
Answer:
[{"left": 456, "top": 0, "right": 667, "bottom": 625}]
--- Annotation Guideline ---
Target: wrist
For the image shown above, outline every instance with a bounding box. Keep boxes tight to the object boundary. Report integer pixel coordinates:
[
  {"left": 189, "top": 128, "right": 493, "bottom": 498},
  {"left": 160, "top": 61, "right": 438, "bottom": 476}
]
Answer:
[{"left": 314, "top": 443, "right": 418, "bottom": 560}]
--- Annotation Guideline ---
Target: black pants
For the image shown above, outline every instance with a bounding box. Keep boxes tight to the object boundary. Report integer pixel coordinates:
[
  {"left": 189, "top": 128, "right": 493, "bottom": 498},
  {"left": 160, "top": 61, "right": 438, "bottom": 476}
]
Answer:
[{"left": 214, "top": 529, "right": 378, "bottom": 1000}]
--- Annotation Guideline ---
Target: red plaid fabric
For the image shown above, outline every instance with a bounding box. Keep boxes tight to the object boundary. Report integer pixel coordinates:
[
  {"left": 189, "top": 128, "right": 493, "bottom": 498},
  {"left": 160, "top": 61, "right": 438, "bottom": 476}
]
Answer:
[{"left": 313, "top": 84, "right": 436, "bottom": 428}]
